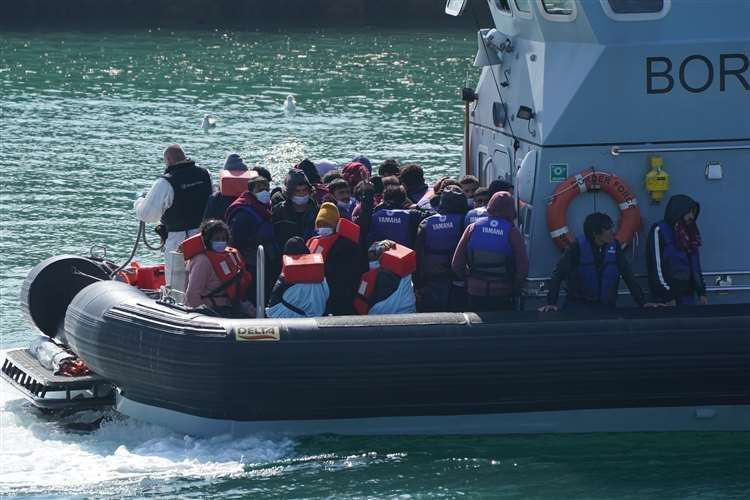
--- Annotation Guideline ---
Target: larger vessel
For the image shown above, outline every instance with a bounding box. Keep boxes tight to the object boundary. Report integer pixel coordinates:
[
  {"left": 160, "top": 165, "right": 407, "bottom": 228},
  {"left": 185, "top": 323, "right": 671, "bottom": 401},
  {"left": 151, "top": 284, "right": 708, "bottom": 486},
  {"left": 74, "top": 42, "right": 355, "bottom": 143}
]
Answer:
[{"left": 3, "top": 0, "right": 749, "bottom": 436}]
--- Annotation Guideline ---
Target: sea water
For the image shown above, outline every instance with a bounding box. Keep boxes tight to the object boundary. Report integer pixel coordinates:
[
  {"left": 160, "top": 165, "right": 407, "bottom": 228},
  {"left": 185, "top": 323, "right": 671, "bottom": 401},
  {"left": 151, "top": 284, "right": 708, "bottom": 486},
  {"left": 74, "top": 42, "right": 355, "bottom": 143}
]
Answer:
[{"left": 1, "top": 30, "right": 748, "bottom": 498}]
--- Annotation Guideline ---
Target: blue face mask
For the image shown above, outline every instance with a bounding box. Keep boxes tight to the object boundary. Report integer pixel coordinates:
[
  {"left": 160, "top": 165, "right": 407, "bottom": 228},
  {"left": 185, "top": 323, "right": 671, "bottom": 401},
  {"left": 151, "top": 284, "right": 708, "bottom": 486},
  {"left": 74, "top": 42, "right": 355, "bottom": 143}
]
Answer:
[
  {"left": 369, "top": 260, "right": 380, "bottom": 270},
  {"left": 292, "top": 194, "right": 310, "bottom": 206},
  {"left": 255, "top": 190, "right": 271, "bottom": 204},
  {"left": 211, "top": 241, "right": 228, "bottom": 252},
  {"left": 337, "top": 200, "right": 352, "bottom": 211},
  {"left": 317, "top": 227, "right": 334, "bottom": 237}
]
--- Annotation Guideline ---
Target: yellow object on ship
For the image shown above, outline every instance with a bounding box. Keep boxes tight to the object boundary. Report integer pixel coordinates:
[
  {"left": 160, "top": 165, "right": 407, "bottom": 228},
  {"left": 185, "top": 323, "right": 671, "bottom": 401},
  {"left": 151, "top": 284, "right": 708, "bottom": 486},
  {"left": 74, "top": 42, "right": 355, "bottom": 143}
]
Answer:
[{"left": 645, "top": 155, "right": 669, "bottom": 203}]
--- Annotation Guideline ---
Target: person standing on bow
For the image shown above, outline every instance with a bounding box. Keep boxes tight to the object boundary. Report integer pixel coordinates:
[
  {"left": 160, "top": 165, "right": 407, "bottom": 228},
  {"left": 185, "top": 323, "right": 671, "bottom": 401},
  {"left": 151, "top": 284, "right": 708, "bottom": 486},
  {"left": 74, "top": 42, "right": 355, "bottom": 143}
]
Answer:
[
  {"left": 452, "top": 191, "right": 528, "bottom": 312},
  {"left": 646, "top": 194, "right": 708, "bottom": 306},
  {"left": 134, "top": 144, "right": 212, "bottom": 283},
  {"left": 539, "top": 212, "right": 656, "bottom": 313}
]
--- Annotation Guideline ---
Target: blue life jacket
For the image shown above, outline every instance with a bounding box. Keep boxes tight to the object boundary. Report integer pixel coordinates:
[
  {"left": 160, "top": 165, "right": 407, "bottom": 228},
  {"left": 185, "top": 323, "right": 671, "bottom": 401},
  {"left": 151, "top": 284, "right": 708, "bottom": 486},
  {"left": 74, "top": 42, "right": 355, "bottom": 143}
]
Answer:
[
  {"left": 575, "top": 235, "right": 619, "bottom": 304},
  {"left": 370, "top": 208, "right": 412, "bottom": 247},
  {"left": 467, "top": 217, "right": 513, "bottom": 280},
  {"left": 464, "top": 207, "right": 488, "bottom": 226},
  {"left": 656, "top": 221, "right": 699, "bottom": 287},
  {"left": 423, "top": 213, "right": 464, "bottom": 275}
]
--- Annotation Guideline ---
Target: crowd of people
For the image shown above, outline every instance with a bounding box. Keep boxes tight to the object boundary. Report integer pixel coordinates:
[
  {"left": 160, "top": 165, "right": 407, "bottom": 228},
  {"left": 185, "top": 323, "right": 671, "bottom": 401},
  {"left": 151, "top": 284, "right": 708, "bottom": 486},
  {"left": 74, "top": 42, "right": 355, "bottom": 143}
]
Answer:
[{"left": 134, "top": 144, "right": 708, "bottom": 318}]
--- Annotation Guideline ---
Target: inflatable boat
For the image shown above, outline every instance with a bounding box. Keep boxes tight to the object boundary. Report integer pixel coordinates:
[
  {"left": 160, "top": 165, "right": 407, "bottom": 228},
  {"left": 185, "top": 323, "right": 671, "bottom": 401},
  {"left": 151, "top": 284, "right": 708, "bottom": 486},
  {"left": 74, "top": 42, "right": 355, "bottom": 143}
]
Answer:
[{"left": 4, "top": 254, "right": 749, "bottom": 436}]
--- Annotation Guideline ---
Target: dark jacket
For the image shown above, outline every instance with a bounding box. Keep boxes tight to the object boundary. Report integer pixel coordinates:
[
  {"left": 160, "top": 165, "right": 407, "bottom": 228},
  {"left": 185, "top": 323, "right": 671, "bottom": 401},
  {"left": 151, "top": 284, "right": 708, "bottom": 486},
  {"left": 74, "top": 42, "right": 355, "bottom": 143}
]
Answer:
[
  {"left": 546, "top": 238, "right": 646, "bottom": 307},
  {"left": 203, "top": 192, "right": 236, "bottom": 222},
  {"left": 451, "top": 193, "right": 528, "bottom": 297},
  {"left": 646, "top": 194, "right": 706, "bottom": 301},
  {"left": 160, "top": 160, "right": 212, "bottom": 232},
  {"left": 225, "top": 192, "right": 276, "bottom": 269},
  {"left": 323, "top": 236, "right": 362, "bottom": 315},
  {"left": 271, "top": 199, "right": 318, "bottom": 251}
]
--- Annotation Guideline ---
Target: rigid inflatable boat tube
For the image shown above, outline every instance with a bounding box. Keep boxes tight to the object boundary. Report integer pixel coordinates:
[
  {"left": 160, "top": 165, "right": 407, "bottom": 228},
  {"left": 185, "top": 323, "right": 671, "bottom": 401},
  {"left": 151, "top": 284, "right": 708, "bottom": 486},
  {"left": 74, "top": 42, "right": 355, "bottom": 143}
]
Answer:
[{"left": 61, "top": 279, "right": 750, "bottom": 430}]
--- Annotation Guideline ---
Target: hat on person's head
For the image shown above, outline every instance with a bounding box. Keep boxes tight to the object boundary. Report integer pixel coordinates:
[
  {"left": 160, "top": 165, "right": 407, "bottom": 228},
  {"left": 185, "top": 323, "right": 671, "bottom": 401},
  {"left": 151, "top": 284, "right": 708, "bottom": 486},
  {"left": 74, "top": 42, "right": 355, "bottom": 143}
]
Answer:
[
  {"left": 352, "top": 155, "right": 372, "bottom": 174},
  {"left": 342, "top": 162, "right": 369, "bottom": 189},
  {"left": 316, "top": 202, "right": 340, "bottom": 228},
  {"left": 284, "top": 169, "right": 312, "bottom": 194},
  {"left": 283, "top": 236, "right": 310, "bottom": 256},
  {"left": 316, "top": 159, "right": 338, "bottom": 178},
  {"left": 295, "top": 158, "right": 321, "bottom": 184},
  {"left": 224, "top": 153, "right": 248, "bottom": 171}
]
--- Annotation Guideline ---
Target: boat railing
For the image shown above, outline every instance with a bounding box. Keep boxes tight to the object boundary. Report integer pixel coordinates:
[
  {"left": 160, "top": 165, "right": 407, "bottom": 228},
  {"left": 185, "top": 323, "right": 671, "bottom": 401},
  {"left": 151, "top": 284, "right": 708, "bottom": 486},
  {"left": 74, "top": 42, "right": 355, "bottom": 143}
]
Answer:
[{"left": 256, "top": 245, "right": 266, "bottom": 318}]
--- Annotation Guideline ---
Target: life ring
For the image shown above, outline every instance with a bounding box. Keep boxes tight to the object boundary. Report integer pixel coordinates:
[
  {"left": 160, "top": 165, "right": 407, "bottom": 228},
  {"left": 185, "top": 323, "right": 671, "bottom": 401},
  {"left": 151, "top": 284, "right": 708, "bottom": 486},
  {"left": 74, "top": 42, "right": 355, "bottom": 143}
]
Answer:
[{"left": 546, "top": 167, "right": 641, "bottom": 250}]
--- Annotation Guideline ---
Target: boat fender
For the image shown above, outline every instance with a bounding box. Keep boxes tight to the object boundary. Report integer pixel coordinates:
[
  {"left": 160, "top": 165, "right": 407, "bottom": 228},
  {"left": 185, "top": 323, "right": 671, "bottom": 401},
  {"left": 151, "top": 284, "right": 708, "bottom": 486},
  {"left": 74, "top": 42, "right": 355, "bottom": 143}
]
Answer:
[
  {"left": 219, "top": 169, "right": 253, "bottom": 197},
  {"left": 546, "top": 167, "right": 641, "bottom": 250},
  {"left": 282, "top": 253, "right": 325, "bottom": 284}
]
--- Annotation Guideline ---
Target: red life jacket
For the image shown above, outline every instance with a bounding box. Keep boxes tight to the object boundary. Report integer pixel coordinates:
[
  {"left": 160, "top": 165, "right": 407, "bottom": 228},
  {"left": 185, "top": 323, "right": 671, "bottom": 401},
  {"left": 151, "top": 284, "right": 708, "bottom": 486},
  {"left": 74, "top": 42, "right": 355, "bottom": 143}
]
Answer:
[
  {"left": 307, "top": 218, "right": 361, "bottom": 259},
  {"left": 183, "top": 233, "right": 253, "bottom": 303},
  {"left": 352, "top": 243, "right": 416, "bottom": 315}
]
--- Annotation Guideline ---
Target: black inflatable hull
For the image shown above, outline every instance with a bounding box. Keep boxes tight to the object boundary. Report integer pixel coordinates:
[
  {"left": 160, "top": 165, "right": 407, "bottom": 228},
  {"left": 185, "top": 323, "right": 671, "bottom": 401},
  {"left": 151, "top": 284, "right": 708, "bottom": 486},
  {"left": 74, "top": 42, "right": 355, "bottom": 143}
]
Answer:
[{"left": 60, "top": 280, "right": 750, "bottom": 435}]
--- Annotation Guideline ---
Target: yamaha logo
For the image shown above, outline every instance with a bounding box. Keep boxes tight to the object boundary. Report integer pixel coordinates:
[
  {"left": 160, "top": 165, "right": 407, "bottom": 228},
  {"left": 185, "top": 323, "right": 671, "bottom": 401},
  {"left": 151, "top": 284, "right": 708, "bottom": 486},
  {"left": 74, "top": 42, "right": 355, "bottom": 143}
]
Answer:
[{"left": 490, "top": 220, "right": 499, "bottom": 227}]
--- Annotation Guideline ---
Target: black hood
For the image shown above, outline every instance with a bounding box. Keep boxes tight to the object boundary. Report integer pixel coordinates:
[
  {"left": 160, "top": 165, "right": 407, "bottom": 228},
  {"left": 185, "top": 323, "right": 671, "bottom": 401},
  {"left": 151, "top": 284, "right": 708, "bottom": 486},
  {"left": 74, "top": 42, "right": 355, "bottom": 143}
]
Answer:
[
  {"left": 438, "top": 187, "right": 469, "bottom": 215},
  {"left": 664, "top": 194, "right": 700, "bottom": 225}
]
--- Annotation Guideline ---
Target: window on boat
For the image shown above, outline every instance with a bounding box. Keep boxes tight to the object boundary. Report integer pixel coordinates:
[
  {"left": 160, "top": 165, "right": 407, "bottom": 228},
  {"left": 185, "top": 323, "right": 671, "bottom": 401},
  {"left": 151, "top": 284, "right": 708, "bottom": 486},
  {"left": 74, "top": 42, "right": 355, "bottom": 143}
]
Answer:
[
  {"left": 514, "top": 0, "right": 532, "bottom": 14},
  {"left": 493, "top": 0, "right": 512, "bottom": 14},
  {"left": 601, "top": 0, "right": 670, "bottom": 20},
  {"left": 541, "top": 0, "right": 575, "bottom": 16},
  {"left": 607, "top": 0, "right": 663, "bottom": 14}
]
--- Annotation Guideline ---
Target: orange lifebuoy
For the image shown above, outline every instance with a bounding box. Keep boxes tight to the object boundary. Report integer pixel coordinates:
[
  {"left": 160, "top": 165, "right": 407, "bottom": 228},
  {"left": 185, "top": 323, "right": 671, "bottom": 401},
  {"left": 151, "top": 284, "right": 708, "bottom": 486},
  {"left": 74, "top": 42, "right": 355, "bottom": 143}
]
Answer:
[{"left": 546, "top": 167, "right": 641, "bottom": 250}]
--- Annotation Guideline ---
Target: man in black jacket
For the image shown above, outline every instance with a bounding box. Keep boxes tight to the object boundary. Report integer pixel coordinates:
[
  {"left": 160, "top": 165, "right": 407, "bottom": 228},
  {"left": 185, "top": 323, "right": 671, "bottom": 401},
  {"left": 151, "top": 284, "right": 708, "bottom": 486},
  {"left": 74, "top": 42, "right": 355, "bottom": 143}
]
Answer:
[{"left": 539, "top": 213, "right": 656, "bottom": 312}]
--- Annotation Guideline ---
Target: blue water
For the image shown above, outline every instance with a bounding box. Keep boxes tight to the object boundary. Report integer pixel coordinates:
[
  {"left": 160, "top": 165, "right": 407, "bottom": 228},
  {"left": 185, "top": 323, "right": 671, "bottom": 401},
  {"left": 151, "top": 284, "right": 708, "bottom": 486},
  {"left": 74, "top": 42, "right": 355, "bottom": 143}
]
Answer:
[{"left": 1, "top": 29, "right": 748, "bottom": 498}]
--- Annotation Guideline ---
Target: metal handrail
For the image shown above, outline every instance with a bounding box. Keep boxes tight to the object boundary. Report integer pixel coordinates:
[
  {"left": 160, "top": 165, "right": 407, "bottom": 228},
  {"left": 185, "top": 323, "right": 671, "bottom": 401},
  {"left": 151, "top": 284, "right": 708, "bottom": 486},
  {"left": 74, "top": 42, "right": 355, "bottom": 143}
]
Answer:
[
  {"left": 256, "top": 245, "right": 266, "bottom": 319},
  {"left": 611, "top": 144, "right": 750, "bottom": 156}
]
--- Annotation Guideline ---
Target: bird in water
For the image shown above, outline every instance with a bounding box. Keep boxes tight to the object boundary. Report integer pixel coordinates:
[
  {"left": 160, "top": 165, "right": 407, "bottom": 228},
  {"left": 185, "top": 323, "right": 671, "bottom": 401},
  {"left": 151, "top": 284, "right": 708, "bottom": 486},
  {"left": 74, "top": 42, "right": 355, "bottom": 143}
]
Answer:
[
  {"left": 201, "top": 114, "right": 217, "bottom": 132},
  {"left": 283, "top": 95, "right": 296, "bottom": 116}
]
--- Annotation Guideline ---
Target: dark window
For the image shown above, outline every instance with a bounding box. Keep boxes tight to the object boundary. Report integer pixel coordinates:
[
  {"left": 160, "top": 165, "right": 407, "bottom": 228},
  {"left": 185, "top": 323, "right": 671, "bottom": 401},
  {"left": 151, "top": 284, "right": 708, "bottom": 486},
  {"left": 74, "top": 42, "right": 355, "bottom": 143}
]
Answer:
[
  {"left": 542, "top": 0, "right": 574, "bottom": 16},
  {"left": 608, "top": 0, "right": 664, "bottom": 14},
  {"left": 494, "top": 0, "right": 512, "bottom": 12},
  {"left": 515, "top": 0, "right": 532, "bottom": 13}
]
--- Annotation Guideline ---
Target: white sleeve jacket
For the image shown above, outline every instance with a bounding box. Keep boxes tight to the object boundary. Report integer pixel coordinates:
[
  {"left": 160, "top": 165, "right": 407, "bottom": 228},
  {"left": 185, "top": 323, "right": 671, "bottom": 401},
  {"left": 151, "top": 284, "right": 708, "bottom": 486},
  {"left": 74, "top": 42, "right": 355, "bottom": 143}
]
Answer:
[{"left": 133, "top": 177, "right": 174, "bottom": 224}]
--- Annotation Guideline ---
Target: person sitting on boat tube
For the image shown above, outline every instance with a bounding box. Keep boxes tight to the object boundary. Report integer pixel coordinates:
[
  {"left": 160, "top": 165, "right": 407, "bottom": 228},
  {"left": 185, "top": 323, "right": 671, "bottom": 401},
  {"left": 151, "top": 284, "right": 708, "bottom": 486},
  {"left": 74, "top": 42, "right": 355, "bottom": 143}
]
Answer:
[
  {"left": 266, "top": 237, "right": 329, "bottom": 319},
  {"left": 306, "top": 202, "right": 362, "bottom": 316},
  {"left": 539, "top": 213, "right": 658, "bottom": 313},
  {"left": 646, "top": 194, "right": 708, "bottom": 307},
  {"left": 414, "top": 186, "right": 469, "bottom": 312},
  {"left": 134, "top": 144, "right": 212, "bottom": 284},
  {"left": 184, "top": 219, "right": 253, "bottom": 316},
  {"left": 451, "top": 191, "right": 528, "bottom": 312},
  {"left": 353, "top": 240, "right": 417, "bottom": 315}
]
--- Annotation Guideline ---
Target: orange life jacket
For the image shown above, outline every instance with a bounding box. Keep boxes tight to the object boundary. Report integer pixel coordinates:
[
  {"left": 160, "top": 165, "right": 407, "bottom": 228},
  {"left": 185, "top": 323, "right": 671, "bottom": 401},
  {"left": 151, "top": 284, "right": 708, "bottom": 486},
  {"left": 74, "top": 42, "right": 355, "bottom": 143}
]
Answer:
[
  {"left": 307, "top": 218, "right": 361, "bottom": 259},
  {"left": 352, "top": 243, "right": 416, "bottom": 315},
  {"left": 182, "top": 233, "right": 253, "bottom": 304}
]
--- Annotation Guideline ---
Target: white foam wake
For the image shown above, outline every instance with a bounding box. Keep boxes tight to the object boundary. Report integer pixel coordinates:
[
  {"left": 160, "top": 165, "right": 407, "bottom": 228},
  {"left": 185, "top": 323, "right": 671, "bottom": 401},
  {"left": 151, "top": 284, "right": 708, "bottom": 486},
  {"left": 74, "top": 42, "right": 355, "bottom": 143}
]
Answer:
[{"left": 0, "top": 372, "right": 295, "bottom": 497}]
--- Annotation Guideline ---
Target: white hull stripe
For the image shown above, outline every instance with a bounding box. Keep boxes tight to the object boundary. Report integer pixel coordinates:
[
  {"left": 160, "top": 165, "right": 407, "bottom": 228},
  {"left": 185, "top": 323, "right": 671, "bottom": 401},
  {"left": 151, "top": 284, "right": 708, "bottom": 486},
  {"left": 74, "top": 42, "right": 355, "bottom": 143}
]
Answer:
[{"left": 549, "top": 226, "right": 569, "bottom": 239}]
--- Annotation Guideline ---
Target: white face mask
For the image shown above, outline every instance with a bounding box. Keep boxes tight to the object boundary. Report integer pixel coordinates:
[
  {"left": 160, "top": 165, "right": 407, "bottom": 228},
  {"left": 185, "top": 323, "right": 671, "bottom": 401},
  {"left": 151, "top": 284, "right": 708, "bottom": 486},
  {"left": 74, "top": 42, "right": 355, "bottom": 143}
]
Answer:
[
  {"left": 255, "top": 190, "right": 271, "bottom": 204},
  {"left": 317, "top": 227, "right": 334, "bottom": 237},
  {"left": 292, "top": 194, "right": 310, "bottom": 205},
  {"left": 211, "top": 241, "right": 228, "bottom": 252},
  {"left": 337, "top": 200, "right": 351, "bottom": 210},
  {"left": 369, "top": 260, "right": 380, "bottom": 270}
]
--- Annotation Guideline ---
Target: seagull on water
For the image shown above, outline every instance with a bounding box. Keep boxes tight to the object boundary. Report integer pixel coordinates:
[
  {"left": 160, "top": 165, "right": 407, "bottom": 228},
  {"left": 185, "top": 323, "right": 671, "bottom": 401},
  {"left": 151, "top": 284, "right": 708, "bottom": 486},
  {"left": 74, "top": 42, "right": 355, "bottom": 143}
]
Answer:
[
  {"left": 283, "top": 95, "right": 296, "bottom": 116},
  {"left": 201, "top": 114, "right": 217, "bottom": 132}
]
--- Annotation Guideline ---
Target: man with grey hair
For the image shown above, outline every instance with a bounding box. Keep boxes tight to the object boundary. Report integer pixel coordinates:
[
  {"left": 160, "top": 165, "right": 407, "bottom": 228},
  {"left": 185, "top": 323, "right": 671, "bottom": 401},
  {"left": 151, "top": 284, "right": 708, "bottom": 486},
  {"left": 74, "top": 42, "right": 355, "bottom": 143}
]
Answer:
[{"left": 134, "top": 144, "right": 212, "bottom": 283}]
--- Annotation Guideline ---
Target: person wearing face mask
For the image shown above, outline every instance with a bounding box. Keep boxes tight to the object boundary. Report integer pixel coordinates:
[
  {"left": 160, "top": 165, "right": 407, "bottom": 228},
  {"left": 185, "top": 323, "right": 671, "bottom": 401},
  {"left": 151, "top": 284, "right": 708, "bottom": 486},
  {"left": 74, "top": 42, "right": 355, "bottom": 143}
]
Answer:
[
  {"left": 225, "top": 171, "right": 277, "bottom": 295},
  {"left": 272, "top": 169, "right": 319, "bottom": 254},
  {"left": 326, "top": 178, "right": 356, "bottom": 220},
  {"left": 307, "top": 203, "right": 362, "bottom": 315},
  {"left": 646, "top": 194, "right": 708, "bottom": 306},
  {"left": 458, "top": 175, "right": 480, "bottom": 208},
  {"left": 184, "top": 219, "right": 253, "bottom": 315}
]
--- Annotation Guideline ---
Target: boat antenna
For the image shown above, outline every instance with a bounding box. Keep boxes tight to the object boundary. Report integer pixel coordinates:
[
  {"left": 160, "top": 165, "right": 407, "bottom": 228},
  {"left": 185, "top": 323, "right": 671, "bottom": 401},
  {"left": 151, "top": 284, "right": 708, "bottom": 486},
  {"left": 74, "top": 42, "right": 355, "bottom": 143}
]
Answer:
[{"left": 468, "top": 0, "right": 520, "bottom": 153}]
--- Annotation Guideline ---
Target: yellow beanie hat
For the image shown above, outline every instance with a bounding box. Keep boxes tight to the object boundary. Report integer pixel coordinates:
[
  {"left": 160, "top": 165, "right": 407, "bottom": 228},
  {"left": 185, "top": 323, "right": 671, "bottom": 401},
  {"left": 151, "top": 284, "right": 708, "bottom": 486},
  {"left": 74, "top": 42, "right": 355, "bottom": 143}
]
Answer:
[{"left": 316, "top": 202, "right": 340, "bottom": 228}]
